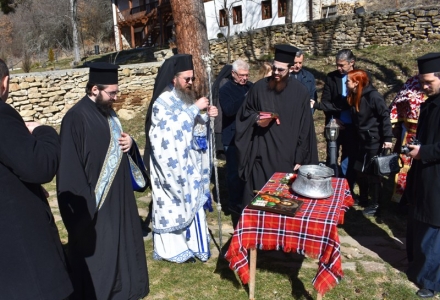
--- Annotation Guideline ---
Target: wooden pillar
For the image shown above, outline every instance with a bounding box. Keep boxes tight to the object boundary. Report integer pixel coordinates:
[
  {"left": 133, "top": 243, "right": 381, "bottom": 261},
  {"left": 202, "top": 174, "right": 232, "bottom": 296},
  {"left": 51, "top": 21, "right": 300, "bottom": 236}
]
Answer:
[{"left": 131, "top": 25, "right": 135, "bottom": 48}]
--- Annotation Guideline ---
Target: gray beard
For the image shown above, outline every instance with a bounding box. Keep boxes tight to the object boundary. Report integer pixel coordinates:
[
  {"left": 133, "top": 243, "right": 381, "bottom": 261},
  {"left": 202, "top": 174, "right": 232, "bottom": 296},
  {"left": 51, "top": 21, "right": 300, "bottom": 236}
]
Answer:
[{"left": 175, "top": 86, "right": 196, "bottom": 105}]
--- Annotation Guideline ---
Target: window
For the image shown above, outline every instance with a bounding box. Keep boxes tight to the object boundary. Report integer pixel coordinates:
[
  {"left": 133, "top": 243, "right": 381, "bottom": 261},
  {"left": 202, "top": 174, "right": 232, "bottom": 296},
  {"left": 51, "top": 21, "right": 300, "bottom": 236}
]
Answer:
[
  {"left": 278, "top": 0, "right": 287, "bottom": 17},
  {"left": 219, "top": 9, "right": 228, "bottom": 27},
  {"left": 233, "top": 6, "right": 242, "bottom": 24},
  {"left": 322, "top": 5, "right": 337, "bottom": 18},
  {"left": 262, "top": 0, "right": 272, "bottom": 20}
]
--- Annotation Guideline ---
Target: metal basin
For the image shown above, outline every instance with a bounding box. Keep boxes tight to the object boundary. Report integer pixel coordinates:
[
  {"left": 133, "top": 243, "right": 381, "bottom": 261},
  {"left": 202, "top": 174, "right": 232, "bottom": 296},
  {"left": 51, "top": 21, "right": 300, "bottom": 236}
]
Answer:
[{"left": 291, "top": 165, "right": 334, "bottom": 199}]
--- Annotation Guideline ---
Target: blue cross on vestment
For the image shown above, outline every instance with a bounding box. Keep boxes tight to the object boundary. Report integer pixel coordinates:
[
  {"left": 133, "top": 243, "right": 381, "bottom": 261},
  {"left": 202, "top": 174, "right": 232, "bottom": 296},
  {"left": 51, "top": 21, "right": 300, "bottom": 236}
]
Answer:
[
  {"left": 170, "top": 114, "right": 178, "bottom": 122},
  {"left": 177, "top": 175, "right": 186, "bottom": 187},
  {"left": 184, "top": 194, "right": 191, "bottom": 203},
  {"left": 158, "top": 119, "right": 167, "bottom": 130},
  {"left": 167, "top": 157, "right": 178, "bottom": 169},
  {"left": 153, "top": 106, "right": 159, "bottom": 116},
  {"left": 183, "top": 147, "right": 189, "bottom": 159},
  {"left": 159, "top": 216, "right": 169, "bottom": 227},
  {"left": 175, "top": 130, "right": 184, "bottom": 142},
  {"left": 154, "top": 178, "right": 161, "bottom": 189},
  {"left": 162, "top": 181, "right": 172, "bottom": 191},
  {"left": 187, "top": 164, "right": 195, "bottom": 175},
  {"left": 193, "top": 179, "right": 201, "bottom": 190},
  {"left": 161, "top": 138, "right": 170, "bottom": 150},
  {"left": 182, "top": 120, "right": 192, "bottom": 132},
  {"left": 175, "top": 214, "right": 186, "bottom": 226},
  {"left": 156, "top": 197, "right": 165, "bottom": 208},
  {"left": 171, "top": 196, "right": 182, "bottom": 206}
]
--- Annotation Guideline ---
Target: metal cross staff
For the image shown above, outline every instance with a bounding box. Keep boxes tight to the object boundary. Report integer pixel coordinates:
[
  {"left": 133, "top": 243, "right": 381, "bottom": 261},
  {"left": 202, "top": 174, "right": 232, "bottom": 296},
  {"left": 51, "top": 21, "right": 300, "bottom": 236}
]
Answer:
[{"left": 201, "top": 53, "right": 223, "bottom": 250}]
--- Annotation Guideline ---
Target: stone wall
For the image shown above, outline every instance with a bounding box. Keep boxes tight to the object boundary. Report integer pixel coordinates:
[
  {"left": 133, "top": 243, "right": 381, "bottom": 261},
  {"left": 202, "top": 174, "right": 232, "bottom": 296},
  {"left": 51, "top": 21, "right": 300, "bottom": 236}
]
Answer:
[
  {"left": 7, "top": 62, "right": 161, "bottom": 124},
  {"left": 209, "top": 5, "right": 440, "bottom": 72},
  {"left": 8, "top": 5, "right": 440, "bottom": 123}
]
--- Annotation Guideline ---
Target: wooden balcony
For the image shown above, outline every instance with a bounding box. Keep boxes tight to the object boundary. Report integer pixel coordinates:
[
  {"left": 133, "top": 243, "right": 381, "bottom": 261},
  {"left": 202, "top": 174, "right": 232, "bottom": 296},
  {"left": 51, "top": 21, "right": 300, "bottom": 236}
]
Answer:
[{"left": 117, "top": 0, "right": 170, "bottom": 26}]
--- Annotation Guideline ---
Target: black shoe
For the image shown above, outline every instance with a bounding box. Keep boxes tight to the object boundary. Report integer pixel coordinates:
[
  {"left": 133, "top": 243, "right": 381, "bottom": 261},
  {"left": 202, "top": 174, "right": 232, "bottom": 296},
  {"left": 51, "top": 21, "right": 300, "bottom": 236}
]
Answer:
[
  {"left": 353, "top": 197, "right": 368, "bottom": 207},
  {"left": 363, "top": 204, "right": 379, "bottom": 216},
  {"left": 416, "top": 288, "right": 437, "bottom": 298}
]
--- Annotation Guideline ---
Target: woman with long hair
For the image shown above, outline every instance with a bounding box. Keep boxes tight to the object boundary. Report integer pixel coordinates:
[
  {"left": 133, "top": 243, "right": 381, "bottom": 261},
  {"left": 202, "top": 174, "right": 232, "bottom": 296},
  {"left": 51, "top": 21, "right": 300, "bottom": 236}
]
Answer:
[{"left": 346, "top": 69, "right": 393, "bottom": 216}]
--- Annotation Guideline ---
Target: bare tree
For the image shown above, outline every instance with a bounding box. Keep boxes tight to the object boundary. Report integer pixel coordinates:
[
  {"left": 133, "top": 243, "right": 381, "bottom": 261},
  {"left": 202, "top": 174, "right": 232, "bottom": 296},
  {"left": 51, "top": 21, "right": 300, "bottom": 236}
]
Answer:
[
  {"left": 170, "top": 0, "right": 210, "bottom": 97},
  {"left": 70, "top": 0, "right": 80, "bottom": 65},
  {"left": 79, "top": 0, "right": 113, "bottom": 51}
]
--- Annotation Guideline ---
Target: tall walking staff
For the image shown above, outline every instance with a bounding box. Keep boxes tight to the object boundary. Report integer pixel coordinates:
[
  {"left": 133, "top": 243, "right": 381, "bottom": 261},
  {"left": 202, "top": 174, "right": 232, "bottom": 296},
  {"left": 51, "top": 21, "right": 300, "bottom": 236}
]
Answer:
[{"left": 201, "top": 53, "right": 223, "bottom": 250}]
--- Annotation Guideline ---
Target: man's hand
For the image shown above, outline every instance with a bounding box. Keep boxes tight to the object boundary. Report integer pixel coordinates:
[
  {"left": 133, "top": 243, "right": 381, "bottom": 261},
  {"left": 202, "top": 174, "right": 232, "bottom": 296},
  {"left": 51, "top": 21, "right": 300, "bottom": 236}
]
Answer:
[
  {"left": 195, "top": 97, "right": 209, "bottom": 110},
  {"left": 407, "top": 144, "right": 421, "bottom": 160},
  {"left": 257, "top": 118, "right": 272, "bottom": 127},
  {"left": 25, "top": 121, "right": 41, "bottom": 134},
  {"left": 310, "top": 100, "right": 315, "bottom": 108},
  {"left": 118, "top": 132, "right": 133, "bottom": 153},
  {"left": 293, "top": 164, "right": 301, "bottom": 171},
  {"left": 207, "top": 105, "right": 218, "bottom": 117}
]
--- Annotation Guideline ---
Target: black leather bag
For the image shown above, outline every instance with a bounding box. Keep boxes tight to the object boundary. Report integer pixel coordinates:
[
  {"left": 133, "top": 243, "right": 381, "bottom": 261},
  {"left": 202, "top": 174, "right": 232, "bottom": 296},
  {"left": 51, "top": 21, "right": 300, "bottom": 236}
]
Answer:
[{"left": 372, "top": 148, "right": 403, "bottom": 177}]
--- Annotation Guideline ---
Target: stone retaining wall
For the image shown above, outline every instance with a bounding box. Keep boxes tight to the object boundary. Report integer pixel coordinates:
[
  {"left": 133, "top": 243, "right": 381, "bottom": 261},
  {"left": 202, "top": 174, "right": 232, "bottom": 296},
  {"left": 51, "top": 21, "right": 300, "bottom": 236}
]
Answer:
[
  {"left": 7, "top": 62, "right": 161, "bottom": 124},
  {"left": 8, "top": 5, "right": 440, "bottom": 123},
  {"left": 210, "top": 5, "right": 440, "bottom": 72}
]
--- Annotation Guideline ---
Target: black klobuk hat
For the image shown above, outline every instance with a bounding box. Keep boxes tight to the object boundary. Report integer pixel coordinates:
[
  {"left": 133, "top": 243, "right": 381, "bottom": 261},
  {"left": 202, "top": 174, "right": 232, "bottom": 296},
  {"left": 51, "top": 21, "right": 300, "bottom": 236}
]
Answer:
[
  {"left": 417, "top": 53, "right": 440, "bottom": 74},
  {"left": 274, "top": 44, "right": 299, "bottom": 64},
  {"left": 87, "top": 62, "right": 119, "bottom": 84}
]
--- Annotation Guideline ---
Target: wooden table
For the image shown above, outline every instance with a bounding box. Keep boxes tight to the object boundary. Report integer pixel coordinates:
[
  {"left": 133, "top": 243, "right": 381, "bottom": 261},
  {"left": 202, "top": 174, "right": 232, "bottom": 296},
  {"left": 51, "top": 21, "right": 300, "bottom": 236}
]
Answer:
[{"left": 224, "top": 172, "right": 354, "bottom": 299}]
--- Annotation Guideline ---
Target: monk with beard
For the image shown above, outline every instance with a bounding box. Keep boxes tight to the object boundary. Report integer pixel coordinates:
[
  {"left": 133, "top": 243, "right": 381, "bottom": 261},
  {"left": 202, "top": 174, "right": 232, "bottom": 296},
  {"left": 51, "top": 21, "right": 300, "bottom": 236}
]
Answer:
[
  {"left": 57, "top": 62, "right": 149, "bottom": 299},
  {"left": 235, "top": 45, "right": 319, "bottom": 208},
  {"left": 145, "top": 54, "right": 219, "bottom": 263}
]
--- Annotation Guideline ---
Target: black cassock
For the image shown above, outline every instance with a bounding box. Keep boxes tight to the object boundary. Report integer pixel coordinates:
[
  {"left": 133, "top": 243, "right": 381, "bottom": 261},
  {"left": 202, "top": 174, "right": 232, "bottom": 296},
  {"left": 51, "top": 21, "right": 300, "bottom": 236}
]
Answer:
[
  {"left": 235, "top": 77, "right": 319, "bottom": 206},
  {"left": 57, "top": 96, "right": 149, "bottom": 300}
]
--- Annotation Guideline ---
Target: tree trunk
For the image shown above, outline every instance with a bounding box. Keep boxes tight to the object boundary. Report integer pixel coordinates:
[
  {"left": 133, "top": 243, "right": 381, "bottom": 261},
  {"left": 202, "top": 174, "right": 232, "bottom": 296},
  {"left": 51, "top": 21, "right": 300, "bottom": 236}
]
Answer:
[
  {"left": 70, "top": 0, "right": 81, "bottom": 65},
  {"left": 170, "top": 0, "right": 210, "bottom": 98},
  {"left": 286, "top": 0, "right": 293, "bottom": 24}
]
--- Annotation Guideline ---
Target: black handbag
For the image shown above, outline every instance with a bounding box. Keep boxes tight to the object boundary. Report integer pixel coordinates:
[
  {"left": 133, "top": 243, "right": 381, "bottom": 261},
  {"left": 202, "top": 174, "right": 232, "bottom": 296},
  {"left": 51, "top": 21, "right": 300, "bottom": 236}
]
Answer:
[{"left": 372, "top": 148, "right": 403, "bottom": 177}]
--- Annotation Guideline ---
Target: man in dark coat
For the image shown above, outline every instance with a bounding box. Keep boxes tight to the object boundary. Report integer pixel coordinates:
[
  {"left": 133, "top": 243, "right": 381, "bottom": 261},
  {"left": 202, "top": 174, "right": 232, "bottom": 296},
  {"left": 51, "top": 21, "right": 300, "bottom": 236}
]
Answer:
[
  {"left": 57, "top": 63, "right": 149, "bottom": 299},
  {"left": 219, "top": 59, "right": 253, "bottom": 224},
  {"left": 312, "top": 49, "right": 357, "bottom": 194},
  {"left": 0, "top": 59, "right": 73, "bottom": 299},
  {"left": 235, "top": 45, "right": 319, "bottom": 208},
  {"left": 405, "top": 53, "right": 440, "bottom": 299}
]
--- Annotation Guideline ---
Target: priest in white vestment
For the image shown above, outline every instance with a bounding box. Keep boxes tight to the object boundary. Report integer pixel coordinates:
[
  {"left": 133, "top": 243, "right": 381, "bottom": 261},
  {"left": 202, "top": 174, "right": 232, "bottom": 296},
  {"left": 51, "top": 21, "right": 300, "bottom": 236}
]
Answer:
[{"left": 145, "top": 54, "right": 218, "bottom": 263}]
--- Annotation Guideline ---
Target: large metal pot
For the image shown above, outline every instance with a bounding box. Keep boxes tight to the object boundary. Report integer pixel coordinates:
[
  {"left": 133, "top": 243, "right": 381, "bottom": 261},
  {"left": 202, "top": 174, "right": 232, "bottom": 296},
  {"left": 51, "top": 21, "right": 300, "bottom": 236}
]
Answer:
[{"left": 291, "top": 165, "right": 334, "bottom": 199}]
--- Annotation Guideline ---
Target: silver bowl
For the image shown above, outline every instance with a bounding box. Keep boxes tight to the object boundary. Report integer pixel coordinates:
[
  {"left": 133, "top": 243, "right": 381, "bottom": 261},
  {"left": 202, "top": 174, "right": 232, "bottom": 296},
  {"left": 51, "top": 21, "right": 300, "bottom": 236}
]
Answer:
[{"left": 291, "top": 165, "right": 334, "bottom": 199}]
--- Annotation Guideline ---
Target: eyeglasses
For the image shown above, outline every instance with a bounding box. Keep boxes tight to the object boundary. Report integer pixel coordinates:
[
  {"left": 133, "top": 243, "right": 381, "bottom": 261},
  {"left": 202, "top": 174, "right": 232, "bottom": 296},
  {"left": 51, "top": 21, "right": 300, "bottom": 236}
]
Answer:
[
  {"left": 272, "top": 66, "right": 287, "bottom": 73},
  {"left": 102, "top": 90, "right": 120, "bottom": 98},
  {"left": 180, "top": 76, "right": 196, "bottom": 83},
  {"left": 233, "top": 71, "right": 250, "bottom": 78}
]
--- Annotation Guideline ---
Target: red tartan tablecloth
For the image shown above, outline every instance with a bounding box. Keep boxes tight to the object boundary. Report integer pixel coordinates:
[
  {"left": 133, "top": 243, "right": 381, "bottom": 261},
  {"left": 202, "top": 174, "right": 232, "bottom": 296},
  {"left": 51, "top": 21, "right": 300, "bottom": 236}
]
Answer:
[{"left": 224, "top": 172, "right": 354, "bottom": 295}]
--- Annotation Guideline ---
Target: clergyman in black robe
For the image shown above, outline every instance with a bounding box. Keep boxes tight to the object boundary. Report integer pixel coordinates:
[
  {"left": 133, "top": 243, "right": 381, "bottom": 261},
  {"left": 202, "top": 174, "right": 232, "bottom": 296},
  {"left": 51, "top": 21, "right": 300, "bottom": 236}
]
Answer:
[
  {"left": 235, "top": 45, "right": 319, "bottom": 206},
  {"left": 0, "top": 59, "right": 73, "bottom": 300},
  {"left": 57, "top": 63, "right": 149, "bottom": 300}
]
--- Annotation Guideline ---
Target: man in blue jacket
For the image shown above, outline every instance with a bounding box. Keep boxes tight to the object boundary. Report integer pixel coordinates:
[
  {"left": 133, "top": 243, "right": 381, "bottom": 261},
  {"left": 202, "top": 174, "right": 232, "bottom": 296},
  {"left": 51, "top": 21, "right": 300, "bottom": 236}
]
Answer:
[{"left": 290, "top": 49, "right": 317, "bottom": 114}]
